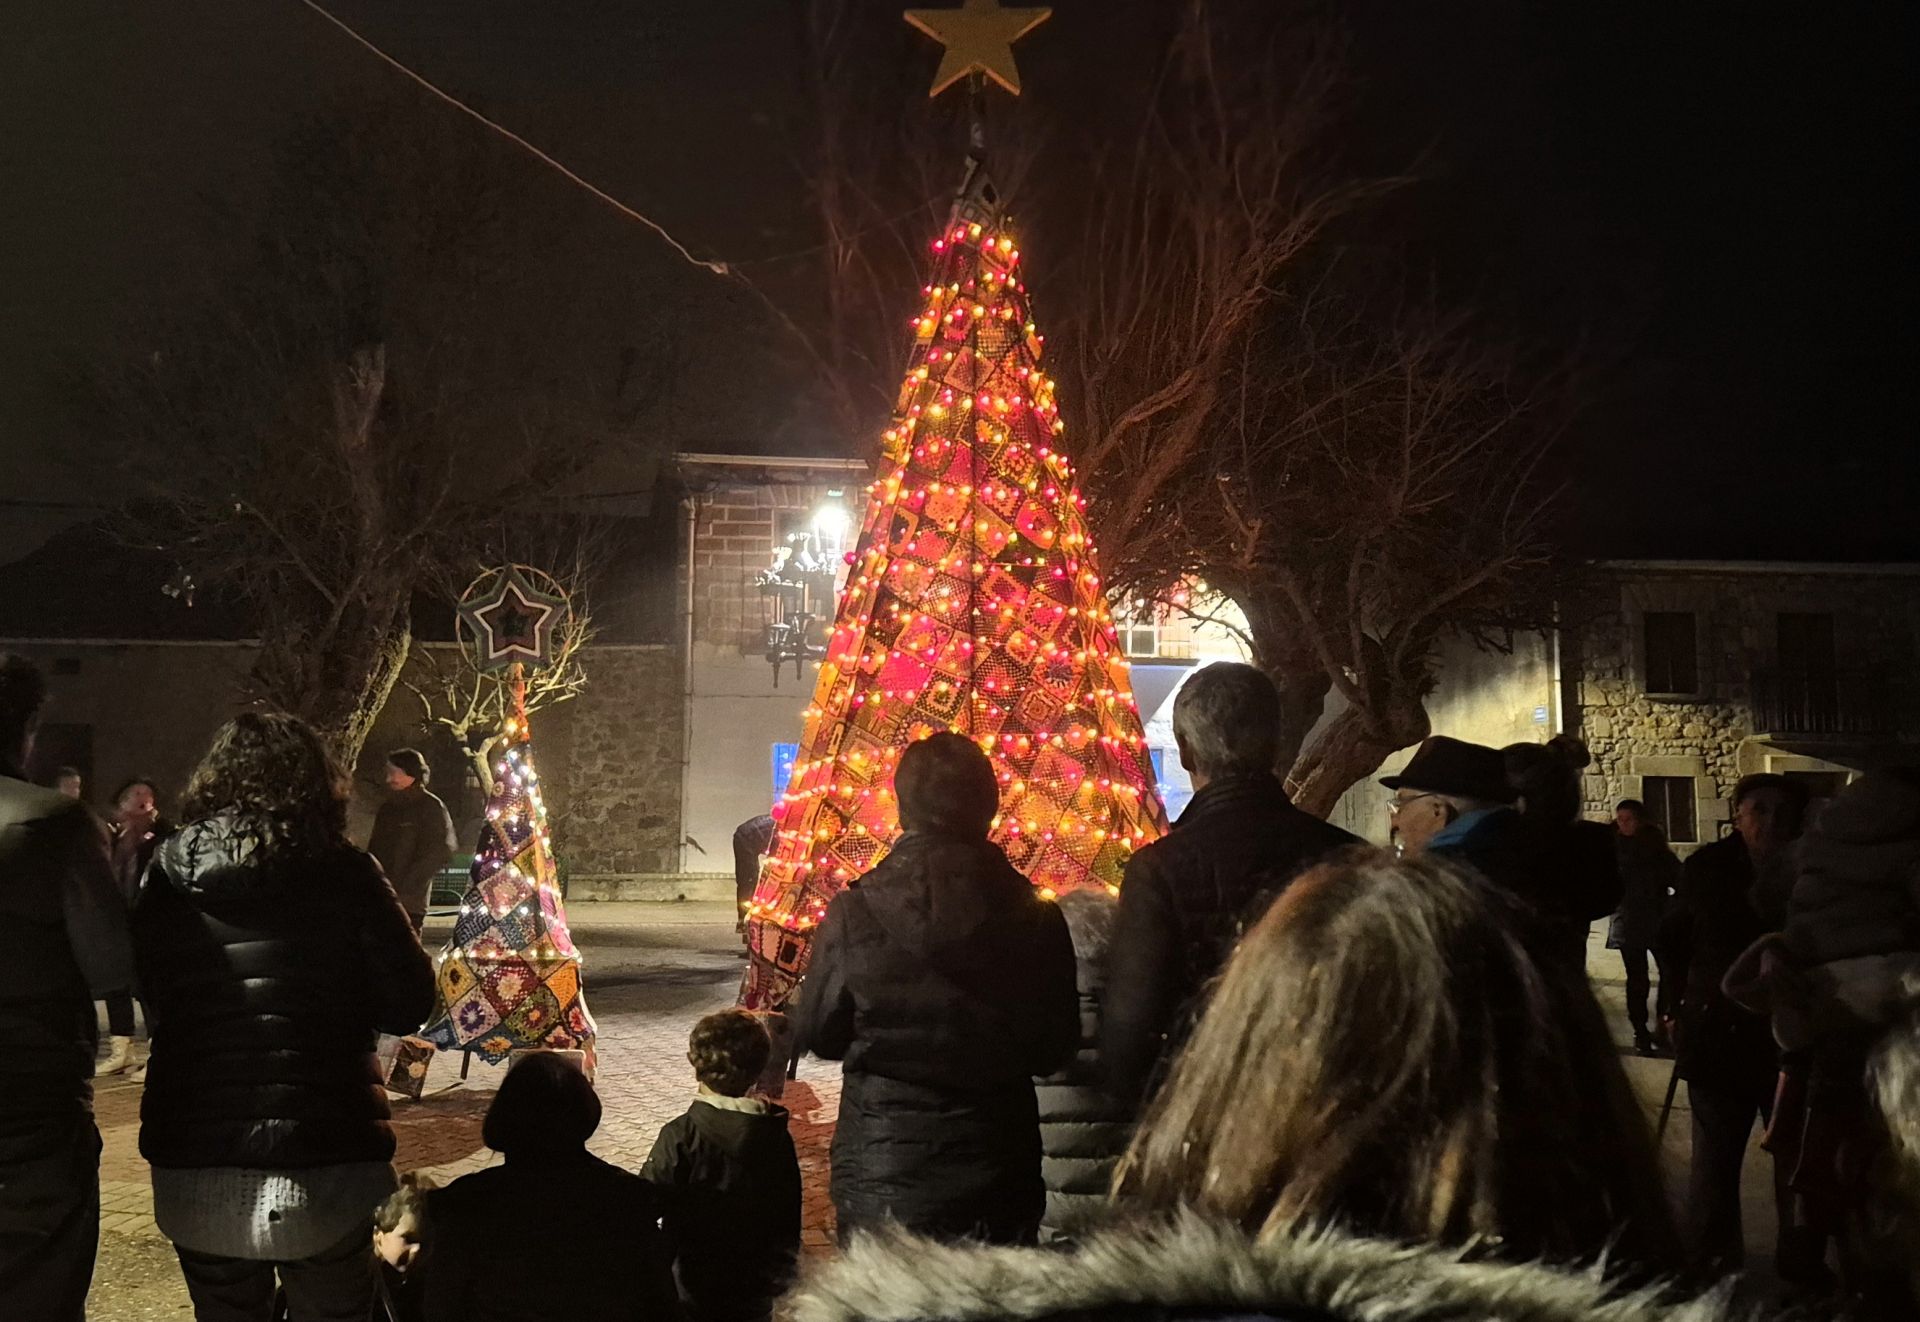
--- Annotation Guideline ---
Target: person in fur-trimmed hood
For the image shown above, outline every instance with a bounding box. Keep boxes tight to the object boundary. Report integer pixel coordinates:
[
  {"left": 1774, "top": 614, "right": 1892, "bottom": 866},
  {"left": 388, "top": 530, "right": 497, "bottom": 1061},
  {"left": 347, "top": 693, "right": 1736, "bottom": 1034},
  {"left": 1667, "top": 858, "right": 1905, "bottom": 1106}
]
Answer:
[
  {"left": 789, "top": 850, "right": 1686, "bottom": 1322},
  {"left": 787, "top": 1215, "right": 1732, "bottom": 1322}
]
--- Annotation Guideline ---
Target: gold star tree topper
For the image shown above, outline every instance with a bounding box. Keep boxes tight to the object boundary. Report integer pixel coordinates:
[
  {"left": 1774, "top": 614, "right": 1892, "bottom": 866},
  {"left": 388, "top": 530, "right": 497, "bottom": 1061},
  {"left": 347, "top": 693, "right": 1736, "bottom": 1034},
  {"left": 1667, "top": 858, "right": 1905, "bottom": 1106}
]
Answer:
[{"left": 904, "top": 0, "right": 1052, "bottom": 97}]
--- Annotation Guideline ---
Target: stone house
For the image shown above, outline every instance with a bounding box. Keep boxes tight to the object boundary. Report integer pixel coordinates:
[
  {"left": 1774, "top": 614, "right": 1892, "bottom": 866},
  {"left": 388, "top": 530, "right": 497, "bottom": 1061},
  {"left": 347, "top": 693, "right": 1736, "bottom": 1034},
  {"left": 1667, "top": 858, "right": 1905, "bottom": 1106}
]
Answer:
[{"left": 1336, "top": 560, "right": 1920, "bottom": 850}]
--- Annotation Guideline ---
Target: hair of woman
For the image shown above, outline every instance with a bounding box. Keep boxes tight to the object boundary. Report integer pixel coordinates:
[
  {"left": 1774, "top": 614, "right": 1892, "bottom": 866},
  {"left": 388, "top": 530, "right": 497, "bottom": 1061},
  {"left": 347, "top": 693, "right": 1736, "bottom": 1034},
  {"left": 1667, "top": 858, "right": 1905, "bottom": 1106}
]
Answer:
[
  {"left": 1502, "top": 734, "right": 1590, "bottom": 824},
  {"left": 1114, "top": 848, "right": 1674, "bottom": 1270},
  {"left": 482, "top": 1051, "right": 601, "bottom": 1155},
  {"left": 179, "top": 712, "right": 348, "bottom": 851}
]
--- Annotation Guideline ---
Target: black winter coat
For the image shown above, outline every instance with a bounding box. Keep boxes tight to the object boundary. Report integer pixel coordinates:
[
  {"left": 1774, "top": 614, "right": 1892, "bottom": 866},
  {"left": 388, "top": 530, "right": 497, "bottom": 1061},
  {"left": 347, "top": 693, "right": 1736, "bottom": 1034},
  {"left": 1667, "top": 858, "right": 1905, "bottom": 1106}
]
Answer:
[
  {"left": 134, "top": 814, "right": 435, "bottom": 1169},
  {"left": 0, "top": 768, "right": 130, "bottom": 1164},
  {"left": 1034, "top": 888, "right": 1128, "bottom": 1241},
  {"left": 426, "top": 1152, "right": 681, "bottom": 1322},
  {"left": 1101, "top": 774, "right": 1354, "bottom": 1103},
  {"left": 1608, "top": 825, "right": 1681, "bottom": 951},
  {"left": 794, "top": 830, "right": 1078, "bottom": 1244},
  {"left": 1658, "top": 834, "right": 1779, "bottom": 1096},
  {"left": 1431, "top": 810, "right": 1623, "bottom": 973},
  {"left": 643, "top": 1098, "right": 801, "bottom": 1322}
]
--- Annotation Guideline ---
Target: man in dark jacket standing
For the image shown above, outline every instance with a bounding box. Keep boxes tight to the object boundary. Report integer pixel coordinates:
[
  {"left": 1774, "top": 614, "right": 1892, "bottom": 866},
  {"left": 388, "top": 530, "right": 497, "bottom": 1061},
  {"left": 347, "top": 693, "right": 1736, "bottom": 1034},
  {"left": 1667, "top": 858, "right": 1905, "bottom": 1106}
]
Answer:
[
  {"left": 1660, "top": 773, "right": 1808, "bottom": 1276},
  {"left": 367, "top": 748, "right": 456, "bottom": 932},
  {"left": 795, "top": 732, "right": 1078, "bottom": 1245},
  {"left": 1609, "top": 799, "right": 1682, "bottom": 1054},
  {"left": 0, "top": 653, "right": 133, "bottom": 1319},
  {"left": 1102, "top": 663, "right": 1355, "bottom": 1105},
  {"left": 1389, "top": 735, "right": 1620, "bottom": 977}
]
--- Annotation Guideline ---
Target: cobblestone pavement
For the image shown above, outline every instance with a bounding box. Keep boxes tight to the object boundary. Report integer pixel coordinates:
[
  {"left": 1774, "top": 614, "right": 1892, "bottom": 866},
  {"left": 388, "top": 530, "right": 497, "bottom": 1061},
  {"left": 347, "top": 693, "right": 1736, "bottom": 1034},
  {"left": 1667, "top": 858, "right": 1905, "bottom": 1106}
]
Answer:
[
  {"left": 86, "top": 902, "right": 840, "bottom": 1319},
  {"left": 87, "top": 911, "right": 1779, "bottom": 1317}
]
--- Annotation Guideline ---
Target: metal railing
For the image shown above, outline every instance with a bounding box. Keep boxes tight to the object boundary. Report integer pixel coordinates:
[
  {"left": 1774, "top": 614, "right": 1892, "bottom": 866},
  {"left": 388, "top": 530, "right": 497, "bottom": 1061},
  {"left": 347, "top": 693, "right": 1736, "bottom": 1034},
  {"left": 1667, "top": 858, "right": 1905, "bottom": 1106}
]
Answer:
[{"left": 1750, "top": 668, "right": 1895, "bottom": 739}]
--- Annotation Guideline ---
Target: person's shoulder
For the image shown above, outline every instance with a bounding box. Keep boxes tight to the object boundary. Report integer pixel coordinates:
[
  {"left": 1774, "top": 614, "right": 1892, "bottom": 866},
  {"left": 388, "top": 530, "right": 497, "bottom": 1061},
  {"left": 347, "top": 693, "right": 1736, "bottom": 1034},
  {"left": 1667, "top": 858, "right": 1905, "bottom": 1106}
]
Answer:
[
  {"left": 432, "top": 1164, "right": 510, "bottom": 1216},
  {"left": 0, "top": 776, "right": 91, "bottom": 831},
  {"left": 584, "top": 1153, "right": 661, "bottom": 1206},
  {"left": 1287, "top": 804, "right": 1359, "bottom": 849}
]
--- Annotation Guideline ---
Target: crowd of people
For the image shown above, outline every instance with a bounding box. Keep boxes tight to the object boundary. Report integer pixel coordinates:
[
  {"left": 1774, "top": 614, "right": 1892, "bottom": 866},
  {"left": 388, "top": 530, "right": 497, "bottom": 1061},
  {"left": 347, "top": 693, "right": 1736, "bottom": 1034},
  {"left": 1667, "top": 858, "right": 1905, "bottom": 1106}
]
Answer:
[{"left": 5, "top": 646, "right": 1919, "bottom": 1320}]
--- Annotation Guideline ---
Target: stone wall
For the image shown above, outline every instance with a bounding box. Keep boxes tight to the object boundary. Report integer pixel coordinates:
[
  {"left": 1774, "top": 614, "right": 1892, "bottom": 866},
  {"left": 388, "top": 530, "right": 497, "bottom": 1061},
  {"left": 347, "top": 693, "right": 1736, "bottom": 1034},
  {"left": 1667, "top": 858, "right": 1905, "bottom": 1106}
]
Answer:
[
  {"left": 3, "top": 641, "right": 256, "bottom": 811},
  {"left": 557, "top": 646, "right": 683, "bottom": 880},
  {"left": 2, "top": 637, "right": 698, "bottom": 896},
  {"left": 1571, "top": 565, "right": 1920, "bottom": 845}
]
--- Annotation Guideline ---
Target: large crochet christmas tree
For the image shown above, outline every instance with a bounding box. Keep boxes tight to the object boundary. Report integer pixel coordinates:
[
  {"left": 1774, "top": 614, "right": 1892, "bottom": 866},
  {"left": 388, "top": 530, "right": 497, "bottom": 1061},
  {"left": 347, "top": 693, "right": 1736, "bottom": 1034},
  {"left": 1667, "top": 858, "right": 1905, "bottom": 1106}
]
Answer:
[
  {"left": 741, "top": 178, "right": 1167, "bottom": 1009},
  {"left": 421, "top": 711, "right": 595, "bottom": 1063}
]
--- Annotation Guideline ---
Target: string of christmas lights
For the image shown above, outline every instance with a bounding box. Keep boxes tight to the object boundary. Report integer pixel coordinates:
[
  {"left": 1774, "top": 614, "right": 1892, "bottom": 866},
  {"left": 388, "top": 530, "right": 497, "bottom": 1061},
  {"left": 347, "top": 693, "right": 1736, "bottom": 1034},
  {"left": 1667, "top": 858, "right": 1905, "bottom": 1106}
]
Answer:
[
  {"left": 741, "top": 191, "right": 1167, "bottom": 1010},
  {"left": 420, "top": 710, "right": 597, "bottom": 1064}
]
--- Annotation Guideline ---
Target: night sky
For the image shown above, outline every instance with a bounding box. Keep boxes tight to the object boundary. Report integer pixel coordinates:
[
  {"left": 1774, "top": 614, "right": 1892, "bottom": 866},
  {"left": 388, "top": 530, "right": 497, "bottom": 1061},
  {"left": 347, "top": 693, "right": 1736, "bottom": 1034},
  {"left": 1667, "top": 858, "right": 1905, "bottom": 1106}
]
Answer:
[{"left": 3, "top": 0, "right": 1914, "bottom": 562}]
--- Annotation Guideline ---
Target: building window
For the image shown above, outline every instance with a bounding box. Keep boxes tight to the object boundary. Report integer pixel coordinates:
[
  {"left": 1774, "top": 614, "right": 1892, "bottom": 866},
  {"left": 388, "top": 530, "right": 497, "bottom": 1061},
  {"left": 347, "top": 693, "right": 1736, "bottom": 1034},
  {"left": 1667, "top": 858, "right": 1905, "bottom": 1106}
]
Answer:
[
  {"left": 1642, "top": 611, "right": 1699, "bottom": 695},
  {"left": 1776, "top": 612, "right": 1839, "bottom": 728},
  {"left": 1643, "top": 775, "right": 1698, "bottom": 844},
  {"left": 1121, "top": 617, "right": 1160, "bottom": 658}
]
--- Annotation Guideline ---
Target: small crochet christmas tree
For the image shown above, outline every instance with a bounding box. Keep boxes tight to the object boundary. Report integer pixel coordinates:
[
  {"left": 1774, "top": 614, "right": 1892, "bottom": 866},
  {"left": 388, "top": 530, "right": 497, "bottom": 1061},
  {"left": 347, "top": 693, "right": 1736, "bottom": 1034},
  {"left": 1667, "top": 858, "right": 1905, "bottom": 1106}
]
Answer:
[
  {"left": 420, "top": 710, "right": 595, "bottom": 1064},
  {"left": 740, "top": 177, "right": 1167, "bottom": 1010}
]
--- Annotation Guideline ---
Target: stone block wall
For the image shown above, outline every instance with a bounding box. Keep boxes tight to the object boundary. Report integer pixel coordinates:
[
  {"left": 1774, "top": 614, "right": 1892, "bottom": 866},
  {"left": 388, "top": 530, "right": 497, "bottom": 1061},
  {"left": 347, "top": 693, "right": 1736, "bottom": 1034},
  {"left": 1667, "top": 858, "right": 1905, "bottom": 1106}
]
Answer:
[
  {"left": 558, "top": 645, "right": 684, "bottom": 880},
  {"left": 1571, "top": 566, "right": 1920, "bottom": 845},
  {"left": 5, "top": 636, "right": 693, "bottom": 896}
]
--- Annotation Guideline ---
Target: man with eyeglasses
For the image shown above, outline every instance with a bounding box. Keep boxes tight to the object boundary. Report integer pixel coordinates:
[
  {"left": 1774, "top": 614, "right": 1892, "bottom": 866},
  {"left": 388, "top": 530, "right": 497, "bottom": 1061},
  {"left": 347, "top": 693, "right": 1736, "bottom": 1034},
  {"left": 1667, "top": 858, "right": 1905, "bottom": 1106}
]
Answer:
[{"left": 1383, "top": 736, "right": 1518, "bottom": 859}]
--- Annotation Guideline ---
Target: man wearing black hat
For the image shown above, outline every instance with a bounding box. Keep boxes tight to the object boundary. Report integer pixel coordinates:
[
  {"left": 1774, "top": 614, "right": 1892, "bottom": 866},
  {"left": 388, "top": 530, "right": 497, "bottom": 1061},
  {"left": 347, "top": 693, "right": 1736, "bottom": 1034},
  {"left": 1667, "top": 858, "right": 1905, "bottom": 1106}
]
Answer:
[
  {"left": 1382, "top": 735, "right": 1519, "bottom": 861},
  {"left": 367, "top": 748, "right": 456, "bottom": 933},
  {"left": 1386, "top": 736, "right": 1615, "bottom": 979}
]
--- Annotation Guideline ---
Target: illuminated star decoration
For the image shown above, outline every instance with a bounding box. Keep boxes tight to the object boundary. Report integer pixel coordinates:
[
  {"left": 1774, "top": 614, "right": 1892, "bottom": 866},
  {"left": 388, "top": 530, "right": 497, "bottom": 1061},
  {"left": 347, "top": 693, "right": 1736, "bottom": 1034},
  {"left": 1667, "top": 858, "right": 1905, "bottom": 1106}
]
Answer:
[
  {"left": 904, "top": 0, "right": 1052, "bottom": 97},
  {"left": 458, "top": 567, "right": 562, "bottom": 671}
]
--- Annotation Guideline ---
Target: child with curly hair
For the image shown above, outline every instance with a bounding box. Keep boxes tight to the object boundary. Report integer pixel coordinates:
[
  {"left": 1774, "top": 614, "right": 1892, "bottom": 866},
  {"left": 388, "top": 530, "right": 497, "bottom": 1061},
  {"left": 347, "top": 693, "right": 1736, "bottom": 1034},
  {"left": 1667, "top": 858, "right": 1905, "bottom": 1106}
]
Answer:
[{"left": 643, "top": 1010, "right": 801, "bottom": 1322}]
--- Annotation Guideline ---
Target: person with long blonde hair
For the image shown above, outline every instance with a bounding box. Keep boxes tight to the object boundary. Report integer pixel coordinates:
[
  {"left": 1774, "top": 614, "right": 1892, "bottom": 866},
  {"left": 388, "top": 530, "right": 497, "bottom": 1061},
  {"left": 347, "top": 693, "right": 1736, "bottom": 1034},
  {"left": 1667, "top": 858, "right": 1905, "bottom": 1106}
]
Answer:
[{"left": 1116, "top": 848, "right": 1672, "bottom": 1267}]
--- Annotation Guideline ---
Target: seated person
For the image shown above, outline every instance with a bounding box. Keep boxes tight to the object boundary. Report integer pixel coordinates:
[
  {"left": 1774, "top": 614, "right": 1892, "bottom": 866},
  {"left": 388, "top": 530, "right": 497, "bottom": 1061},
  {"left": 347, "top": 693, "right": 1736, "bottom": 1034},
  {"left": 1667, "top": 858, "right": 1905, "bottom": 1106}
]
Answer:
[
  {"left": 426, "top": 1053, "right": 680, "bottom": 1321},
  {"left": 373, "top": 1174, "right": 432, "bottom": 1322}
]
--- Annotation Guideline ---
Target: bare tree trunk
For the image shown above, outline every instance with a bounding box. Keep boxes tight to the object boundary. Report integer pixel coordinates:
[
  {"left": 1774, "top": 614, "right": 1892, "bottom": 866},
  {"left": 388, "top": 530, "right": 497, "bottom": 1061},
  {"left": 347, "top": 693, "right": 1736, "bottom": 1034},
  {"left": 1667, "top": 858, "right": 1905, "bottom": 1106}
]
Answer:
[
  {"left": 1240, "top": 597, "right": 1333, "bottom": 793},
  {"left": 252, "top": 602, "right": 412, "bottom": 772},
  {"left": 1284, "top": 681, "right": 1430, "bottom": 818},
  {"left": 325, "top": 624, "right": 412, "bottom": 772}
]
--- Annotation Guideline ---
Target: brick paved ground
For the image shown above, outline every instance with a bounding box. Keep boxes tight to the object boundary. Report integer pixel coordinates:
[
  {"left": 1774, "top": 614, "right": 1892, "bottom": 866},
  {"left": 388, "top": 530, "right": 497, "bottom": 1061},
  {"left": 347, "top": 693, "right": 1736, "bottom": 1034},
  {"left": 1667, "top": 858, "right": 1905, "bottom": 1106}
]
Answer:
[
  {"left": 86, "top": 911, "right": 1780, "bottom": 1317},
  {"left": 86, "top": 902, "right": 840, "bottom": 1319}
]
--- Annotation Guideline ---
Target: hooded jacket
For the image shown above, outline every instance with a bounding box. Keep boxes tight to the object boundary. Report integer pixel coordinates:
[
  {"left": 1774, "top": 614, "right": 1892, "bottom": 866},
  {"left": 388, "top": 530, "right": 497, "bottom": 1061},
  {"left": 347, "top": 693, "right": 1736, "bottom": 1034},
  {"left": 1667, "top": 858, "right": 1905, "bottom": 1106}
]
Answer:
[
  {"left": 784, "top": 1215, "right": 1735, "bottom": 1322},
  {"left": 643, "top": 1095, "right": 802, "bottom": 1321},
  {"left": 794, "top": 830, "right": 1078, "bottom": 1243},
  {"left": 1788, "top": 771, "right": 1920, "bottom": 966},
  {"left": 134, "top": 813, "right": 435, "bottom": 1169},
  {"left": 427, "top": 1151, "right": 681, "bottom": 1322},
  {"left": 1101, "top": 773, "right": 1355, "bottom": 1104}
]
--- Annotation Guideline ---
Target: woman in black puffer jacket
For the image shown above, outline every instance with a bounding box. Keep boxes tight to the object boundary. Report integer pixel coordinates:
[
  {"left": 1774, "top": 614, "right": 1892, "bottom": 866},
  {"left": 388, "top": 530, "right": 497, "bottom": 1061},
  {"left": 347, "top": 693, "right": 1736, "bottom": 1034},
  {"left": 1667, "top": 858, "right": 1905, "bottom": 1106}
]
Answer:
[
  {"left": 794, "top": 733, "right": 1079, "bottom": 1246},
  {"left": 136, "top": 712, "right": 435, "bottom": 1319},
  {"left": 1035, "top": 886, "right": 1128, "bottom": 1242}
]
